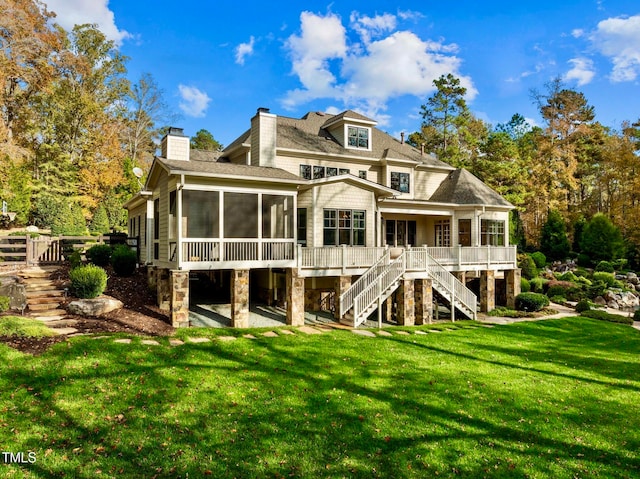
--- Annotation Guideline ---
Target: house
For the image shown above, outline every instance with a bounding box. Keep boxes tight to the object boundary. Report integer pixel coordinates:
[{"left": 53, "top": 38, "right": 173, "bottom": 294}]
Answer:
[{"left": 124, "top": 108, "right": 521, "bottom": 328}]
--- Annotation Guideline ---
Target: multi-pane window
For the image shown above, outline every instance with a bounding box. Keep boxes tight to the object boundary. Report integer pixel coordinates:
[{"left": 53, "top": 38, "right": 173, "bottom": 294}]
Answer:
[
  {"left": 339, "top": 168, "right": 350, "bottom": 175},
  {"left": 481, "top": 220, "right": 505, "bottom": 246},
  {"left": 390, "top": 172, "right": 410, "bottom": 193},
  {"left": 458, "top": 219, "right": 471, "bottom": 247},
  {"left": 323, "top": 209, "right": 366, "bottom": 246},
  {"left": 435, "top": 219, "right": 451, "bottom": 247},
  {"left": 300, "top": 165, "right": 348, "bottom": 179},
  {"left": 326, "top": 167, "right": 338, "bottom": 177},
  {"left": 313, "top": 166, "right": 325, "bottom": 179},
  {"left": 347, "top": 126, "right": 369, "bottom": 149},
  {"left": 358, "top": 170, "right": 367, "bottom": 180},
  {"left": 297, "top": 209, "right": 307, "bottom": 245},
  {"left": 153, "top": 198, "right": 160, "bottom": 260},
  {"left": 300, "top": 164, "right": 311, "bottom": 179}
]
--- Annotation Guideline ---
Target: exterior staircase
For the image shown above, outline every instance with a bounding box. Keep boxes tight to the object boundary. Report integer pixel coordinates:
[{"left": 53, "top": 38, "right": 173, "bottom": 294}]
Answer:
[
  {"left": 339, "top": 247, "right": 477, "bottom": 327},
  {"left": 18, "top": 266, "right": 68, "bottom": 321}
]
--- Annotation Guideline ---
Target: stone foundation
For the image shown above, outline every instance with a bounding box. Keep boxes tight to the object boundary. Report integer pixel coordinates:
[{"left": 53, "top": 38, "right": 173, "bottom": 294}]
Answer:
[
  {"left": 231, "top": 269, "right": 249, "bottom": 328},
  {"left": 480, "top": 270, "right": 496, "bottom": 312},
  {"left": 334, "top": 275, "right": 352, "bottom": 320},
  {"left": 170, "top": 270, "right": 189, "bottom": 328},
  {"left": 396, "top": 279, "right": 415, "bottom": 326},
  {"left": 156, "top": 268, "right": 170, "bottom": 311},
  {"left": 415, "top": 278, "right": 433, "bottom": 325},
  {"left": 506, "top": 269, "right": 522, "bottom": 309},
  {"left": 286, "top": 268, "right": 305, "bottom": 326}
]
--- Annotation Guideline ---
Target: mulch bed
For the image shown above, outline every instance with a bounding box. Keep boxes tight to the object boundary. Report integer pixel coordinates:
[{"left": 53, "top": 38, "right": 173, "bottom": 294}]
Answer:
[{"left": 1, "top": 265, "right": 175, "bottom": 355}]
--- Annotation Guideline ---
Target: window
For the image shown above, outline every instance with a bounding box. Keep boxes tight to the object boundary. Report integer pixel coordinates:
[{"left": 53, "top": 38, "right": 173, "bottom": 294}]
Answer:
[
  {"left": 435, "top": 220, "right": 451, "bottom": 247},
  {"left": 323, "top": 209, "right": 366, "bottom": 246},
  {"left": 390, "top": 172, "right": 410, "bottom": 193},
  {"left": 385, "top": 220, "right": 416, "bottom": 247},
  {"left": 153, "top": 198, "right": 159, "bottom": 260},
  {"left": 169, "top": 190, "right": 177, "bottom": 239},
  {"left": 300, "top": 164, "right": 311, "bottom": 179},
  {"left": 326, "top": 167, "right": 338, "bottom": 177},
  {"left": 339, "top": 168, "right": 350, "bottom": 175},
  {"left": 358, "top": 170, "right": 367, "bottom": 180},
  {"left": 458, "top": 219, "right": 471, "bottom": 247},
  {"left": 481, "top": 219, "right": 505, "bottom": 246},
  {"left": 297, "top": 209, "right": 307, "bottom": 245},
  {"left": 182, "top": 191, "right": 219, "bottom": 237},
  {"left": 347, "top": 126, "right": 369, "bottom": 149},
  {"left": 313, "top": 166, "right": 325, "bottom": 179}
]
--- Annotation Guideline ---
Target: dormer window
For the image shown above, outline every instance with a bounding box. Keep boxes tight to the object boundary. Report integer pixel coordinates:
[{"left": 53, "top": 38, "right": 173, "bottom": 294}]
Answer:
[
  {"left": 391, "top": 172, "right": 410, "bottom": 193},
  {"left": 347, "top": 126, "right": 370, "bottom": 149}
]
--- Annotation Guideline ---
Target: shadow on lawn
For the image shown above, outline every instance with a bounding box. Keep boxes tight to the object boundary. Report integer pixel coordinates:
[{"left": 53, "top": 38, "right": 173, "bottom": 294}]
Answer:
[{"left": 3, "top": 324, "right": 639, "bottom": 478}]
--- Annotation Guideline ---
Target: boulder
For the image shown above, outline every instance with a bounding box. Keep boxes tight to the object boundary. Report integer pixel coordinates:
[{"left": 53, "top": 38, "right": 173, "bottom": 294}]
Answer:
[
  {"left": 626, "top": 272, "right": 639, "bottom": 285},
  {"left": 607, "top": 300, "right": 620, "bottom": 309},
  {"left": 0, "top": 277, "right": 27, "bottom": 311},
  {"left": 67, "top": 295, "right": 123, "bottom": 317},
  {"left": 25, "top": 225, "right": 39, "bottom": 232},
  {"left": 619, "top": 292, "right": 639, "bottom": 309},
  {"left": 594, "top": 296, "right": 607, "bottom": 306}
]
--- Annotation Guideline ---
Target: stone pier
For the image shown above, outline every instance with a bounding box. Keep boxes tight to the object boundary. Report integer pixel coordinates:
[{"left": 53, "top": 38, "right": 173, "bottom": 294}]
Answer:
[
  {"left": 334, "top": 275, "right": 352, "bottom": 320},
  {"left": 156, "top": 268, "right": 171, "bottom": 311},
  {"left": 396, "top": 278, "right": 415, "bottom": 326},
  {"left": 415, "top": 278, "right": 433, "bottom": 325},
  {"left": 506, "top": 268, "right": 522, "bottom": 309},
  {"left": 170, "top": 270, "right": 189, "bottom": 328},
  {"left": 480, "top": 270, "right": 496, "bottom": 313},
  {"left": 231, "top": 269, "right": 249, "bottom": 328},
  {"left": 286, "top": 268, "right": 305, "bottom": 326}
]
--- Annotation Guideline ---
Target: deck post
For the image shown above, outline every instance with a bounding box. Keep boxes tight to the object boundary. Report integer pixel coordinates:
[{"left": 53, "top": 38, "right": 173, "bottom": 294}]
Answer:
[
  {"left": 480, "top": 270, "right": 496, "bottom": 313},
  {"left": 396, "top": 278, "right": 415, "bottom": 326},
  {"left": 334, "top": 275, "right": 351, "bottom": 320},
  {"left": 231, "top": 269, "right": 250, "bottom": 328},
  {"left": 170, "top": 270, "right": 190, "bottom": 328},
  {"left": 156, "top": 268, "right": 171, "bottom": 311},
  {"left": 415, "top": 278, "right": 433, "bottom": 325},
  {"left": 506, "top": 268, "right": 522, "bottom": 309}
]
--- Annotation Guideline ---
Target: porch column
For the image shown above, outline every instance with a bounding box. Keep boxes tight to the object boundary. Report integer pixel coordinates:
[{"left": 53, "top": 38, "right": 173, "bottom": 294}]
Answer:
[
  {"left": 506, "top": 268, "right": 522, "bottom": 309},
  {"left": 384, "top": 296, "right": 393, "bottom": 323},
  {"left": 480, "top": 270, "right": 496, "bottom": 312},
  {"left": 156, "top": 268, "right": 171, "bottom": 311},
  {"left": 147, "top": 265, "right": 157, "bottom": 293},
  {"left": 334, "top": 275, "right": 352, "bottom": 320},
  {"left": 454, "top": 271, "right": 466, "bottom": 283},
  {"left": 231, "top": 269, "right": 250, "bottom": 328},
  {"left": 286, "top": 268, "right": 305, "bottom": 326},
  {"left": 415, "top": 278, "right": 433, "bottom": 325},
  {"left": 170, "top": 270, "right": 189, "bottom": 328},
  {"left": 397, "top": 278, "right": 415, "bottom": 326}
]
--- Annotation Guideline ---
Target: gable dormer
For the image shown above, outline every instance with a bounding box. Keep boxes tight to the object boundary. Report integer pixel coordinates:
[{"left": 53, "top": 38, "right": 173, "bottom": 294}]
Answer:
[{"left": 321, "top": 110, "right": 377, "bottom": 152}]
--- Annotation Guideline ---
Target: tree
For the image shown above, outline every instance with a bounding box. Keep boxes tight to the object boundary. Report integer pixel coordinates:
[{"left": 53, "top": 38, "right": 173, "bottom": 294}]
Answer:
[
  {"left": 539, "top": 209, "right": 571, "bottom": 261},
  {"left": 190, "top": 129, "right": 223, "bottom": 151},
  {"left": 89, "top": 204, "right": 110, "bottom": 234},
  {"left": 579, "top": 213, "right": 625, "bottom": 263}
]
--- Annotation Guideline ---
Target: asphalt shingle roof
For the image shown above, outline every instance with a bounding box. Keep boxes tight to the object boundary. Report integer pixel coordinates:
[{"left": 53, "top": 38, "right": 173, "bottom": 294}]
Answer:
[
  {"left": 429, "top": 169, "right": 514, "bottom": 208},
  {"left": 156, "top": 157, "right": 302, "bottom": 182}
]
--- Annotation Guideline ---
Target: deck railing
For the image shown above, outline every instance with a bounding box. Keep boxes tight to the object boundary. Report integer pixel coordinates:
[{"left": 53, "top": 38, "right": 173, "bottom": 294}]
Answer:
[
  {"left": 299, "top": 245, "right": 387, "bottom": 272},
  {"left": 181, "top": 238, "right": 295, "bottom": 264}
]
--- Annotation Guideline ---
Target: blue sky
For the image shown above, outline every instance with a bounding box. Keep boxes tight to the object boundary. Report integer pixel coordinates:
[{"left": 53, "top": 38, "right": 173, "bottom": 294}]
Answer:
[{"left": 43, "top": 0, "right": 640, "bottom": 147}]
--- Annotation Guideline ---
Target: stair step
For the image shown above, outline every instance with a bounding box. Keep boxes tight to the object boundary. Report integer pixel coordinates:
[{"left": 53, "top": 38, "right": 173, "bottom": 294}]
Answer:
[
  {"left": 25, "top": 289, "right": 64, "bottom": 298},
  {"left": 27, "top": 296, "right": 63, "bottom": 305},
  {"left": 28, "top": 302, "right": 61, "bottom": 311},
  {"left": 28, "top": 308, "right": 67, "bottom": 316}
]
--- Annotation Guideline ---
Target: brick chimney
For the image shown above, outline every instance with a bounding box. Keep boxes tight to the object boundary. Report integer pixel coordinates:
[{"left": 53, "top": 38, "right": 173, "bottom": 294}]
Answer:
[
  {"left": 250, "top": 108, "right": 277, "bottom": 167},
  {"left": 161, "top": 127, "right": 190, "bottom": 161}
]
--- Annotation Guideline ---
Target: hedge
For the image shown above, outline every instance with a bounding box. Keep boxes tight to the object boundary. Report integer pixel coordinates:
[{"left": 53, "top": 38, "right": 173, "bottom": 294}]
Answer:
[
  {"left": 580, "top": 309, "right": 633, "bottom": 325},
  {"left": 515, "top": 292, "right": 550, "bottom": 312}
]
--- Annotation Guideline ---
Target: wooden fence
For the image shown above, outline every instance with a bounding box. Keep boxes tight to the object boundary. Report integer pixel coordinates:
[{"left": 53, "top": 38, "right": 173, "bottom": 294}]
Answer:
[{"left": 0, "top": 235, "right": 139, "bottom": 266}]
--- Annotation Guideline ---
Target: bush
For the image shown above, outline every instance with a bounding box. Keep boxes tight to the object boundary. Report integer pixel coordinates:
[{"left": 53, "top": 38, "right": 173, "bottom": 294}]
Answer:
[
  {"left": 557, "top": 271, "right": 578, "bottom": 282},
  {"left": 634, "top": 309, "right": 640, "bottom": 322},
  {"left": 549, "top": 295, "right": 567, "bottom": 304},
  {"left": 545, "top": 280, "right": 583, "bottom": 301},
  {"left": 0, "top": 295, "right": 9, "bottom": 313},
  {"left": 520, "top": 277, "right": 530, "bottom": 293},
  {"left": 515, "top": 292, "right": 550, "bottom": 312},
  {"left": 580, "top": 309, "right": 633, "bottom": 325},
  {"left": 111, "top": 244, "right": 137, "bottom": 277},
  {"left": 540, "top": 210, "right": 571, "bottom": 261},
  {"left": 577, "top": 253, "right": 592, "bottom": 267},
  {"left": 86, "top": 244, "right": 112, "bottom": 267},
  {"left": 595, "top": 261, "right": 614, "bottom": 273},
  {"left": 68, "top": 250, "right": 83, "bottom": 270},
  {"left": 530, "top": 251, "right": 547, "bottom": 268},
  {"left": 575, "top": 300, "right": 592, "bottom": 313},
  {"left": 89, "top": 204, "right": 110, "bottom": 235},
  {"left": 592, "top": 272, "right": 616, "bottom": 288},
  {"left": 70, "top": 265, "right": 107, "bottom": 299},
  {"left": 580, "top": 213, "right": 625, "bottom": 263},
  {"left": 529, "top": 277, "right": 546, "bottom": 293},
  {"left": 518, "top": 254, "right": 538, "bottom": 280}
]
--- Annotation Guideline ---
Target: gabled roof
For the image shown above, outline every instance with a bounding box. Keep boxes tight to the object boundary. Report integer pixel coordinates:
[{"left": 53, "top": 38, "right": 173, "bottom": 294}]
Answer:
[
  {"left": 298, "top": 173, "right": 397, "bottom": 197},
  {"left": 321, "top": 109, "right": 377, "bottom": 128},
  {"left": 429, "top": 169, "right": 514, "bottom": 208},
  {"left": 222, "top": 111, "right": 454, "bottom": 170}
]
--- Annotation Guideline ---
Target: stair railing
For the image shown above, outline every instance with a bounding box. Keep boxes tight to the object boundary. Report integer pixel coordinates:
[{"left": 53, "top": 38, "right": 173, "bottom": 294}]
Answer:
[{"left": 339, "top": 249, "right": 390, "bottom": 317}]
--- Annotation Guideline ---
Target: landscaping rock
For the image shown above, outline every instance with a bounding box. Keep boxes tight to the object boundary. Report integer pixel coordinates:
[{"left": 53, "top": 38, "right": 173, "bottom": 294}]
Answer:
[
  {"left": 0, "top": 277, "right": 27, "bottom": 311},
  {"left": 626, "top": 272, "right": 638, "bottom": 284},
  {"left": 594, "top": 296, "right": 607, "bottom": 306},
  {"left": 618, "top": 292, "right": 639, "bottom": 309},
  {"left": 67, "top": 296, "right": 123, "bottom": 317}
]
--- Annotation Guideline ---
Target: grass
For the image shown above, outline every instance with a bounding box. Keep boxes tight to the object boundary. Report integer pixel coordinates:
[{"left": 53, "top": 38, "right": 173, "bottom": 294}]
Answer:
[
  {"left": 0, "top": 317, "right": 639, "bottom": 478},
  {"left": 0, "top": 315, "right": 57, "bottom": 337}
]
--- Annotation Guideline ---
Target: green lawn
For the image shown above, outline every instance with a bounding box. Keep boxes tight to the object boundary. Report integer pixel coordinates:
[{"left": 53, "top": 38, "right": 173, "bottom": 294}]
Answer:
[{"left": 1, "top": 318, "right": 639, "bottom": 478}]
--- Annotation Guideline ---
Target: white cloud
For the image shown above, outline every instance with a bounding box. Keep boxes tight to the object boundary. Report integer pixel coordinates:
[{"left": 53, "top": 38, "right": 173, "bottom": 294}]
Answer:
[
  {"left": 43, "top": 0, "right": 131, "bottom": 46},
  {"left": 564, "top": 57, "right": 596, "bottom": 86},
  {"left": 235, "top": 36, "right": 255, "bottom": 65},
  {"left": 590, "top": 15, "right": 640, "bottom": 82},
  {"left": 282, "top": 12, "right": 476, "bottom": 120},
  {"left": 571, "top": 28, "right": 584, "bottom": 38},
  {"left": 178, "top": 85, "right": 211, "bottom": 118},
  {"left": 350, "top": 12, "right": 396, "bottom": 44}
]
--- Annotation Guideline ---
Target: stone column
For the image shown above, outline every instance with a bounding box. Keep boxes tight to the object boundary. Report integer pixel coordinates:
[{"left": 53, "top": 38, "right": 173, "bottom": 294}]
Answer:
[
  {"left": 231, "top": 269, "right": 250, "bottom": 328},
  {"left": 286, "top": 268, "right": 305, "bottom": 326},
  {"left": 415, "top": 278, "right": 433, "bottom": 325},
  {"left": 333, "top": 275, "right": 352, "bottom": 320},
  {"left": 147, "top": 265, "right": 157, "bottom": 293},
  {"left": 506, "top": 268, "right": 522, "bottom": 309},
  {"left": 170, "top": 270, "right": 190, "bottom": 328},
  {"left": 396, "top": 278, "right": 415, "bottom": 326},
  {"left": 480, "top": 270, "right": 496, "bottom": 313},
  {"left": 156, "top": 268, "right": 171, "bottom": 311},
  {"left": 454, "top": 271, "right": 466, "bottom": 284},
  {"left": 383, "top": 296, "right": 393, "bottom": 323}
]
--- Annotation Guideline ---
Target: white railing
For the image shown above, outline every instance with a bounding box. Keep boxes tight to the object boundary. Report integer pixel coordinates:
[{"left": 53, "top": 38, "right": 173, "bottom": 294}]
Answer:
[
  {"left": 300, "top": 246, "right": 387, "bottom": 271},
  {"left": 339, "top": 249, "right": 391, "bottom": 317},
  {"left": 353, "top": 253, "right": 406, "bottom": 327},
  {"left": 425, "top": 245, "right": 517, "bottom": 268},
  {"left": 181, "top": 238, "right": 294, "bottom": 263},
  {"left": 424, "top": 253, "right": 477, "bottom": 319}
]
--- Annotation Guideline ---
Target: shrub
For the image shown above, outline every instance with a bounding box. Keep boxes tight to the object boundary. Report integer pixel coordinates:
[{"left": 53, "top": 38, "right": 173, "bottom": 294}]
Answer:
[
  {"left": 580, "top": 213, "right": 625, "bottom": 263},
  {"left": 89, "top": 204, "right": 110, "bottom": 235},
  {"left": 86, "top": 244, "right": 112, "bottom": 267},
  {"left": 634, "top": 309, "right": 640, "bottom": 322},
  {"left": 515, "top": 292, "right": 550, "bottom": 312},
  {"left": 592, "top": 272, "right": 616, "bottom": 288},
  {"left": 549, "top": 295, "right": 567, "bottom": 304},
  {"left": 111, "top": 244, "right": 137, "bottom": 277},
  {"left": 520, "top": 277, "right": 530, "bottom": 293},
  {"left": 575, "top": 300, "right": 592, "bottom": 313},
  {"left": 545, "top": 280, "right": 583, "bottom": 301},
  {"left": 576, "top": 253, "right": 591, "bottom": 267},
  {"left": 540, "top": 210, "right": 571, "bottom": 261},
  {"left": 518, "top": 254, "right": 538, "bottom": 280},
  {"left": 595, "top": 261, "right": 615, "bottom": 273},
  {"left": 587, "top": 280, "right": 608, "bottom": 299},
  {"left": 68, "top": 250, "right": 83, "bottom": 270},
  {"left": 70, "top": 265, "right": 107, "bottom": 299},
  {"left": 557, "top": 271, "right": 578, "bottom": 282},
  {"left": 0, "top": 295, "right": 9, "bottom": 313},
  {"left": 580, "top": 309, "right": 633, "bottom": 325},
  {"left": 529, "top": 277, "right": 546, "bottom": 293},
  {"left": 530, "top": 251, "right": 547, "bottom": 268}
]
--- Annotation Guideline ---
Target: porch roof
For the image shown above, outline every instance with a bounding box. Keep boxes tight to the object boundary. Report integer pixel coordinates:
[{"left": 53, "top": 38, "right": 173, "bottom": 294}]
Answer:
[
  {"left": 298, "top": 174, "right": 397, "bottom": 197},
  {"left": 429, "top": 169, "right": 514, "bottom": 208}
]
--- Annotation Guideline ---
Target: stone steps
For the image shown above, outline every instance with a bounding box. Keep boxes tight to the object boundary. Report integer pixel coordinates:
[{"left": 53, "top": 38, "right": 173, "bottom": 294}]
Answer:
[{"left": 17, "top": 266, "right": 69, "bottom": 320}]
